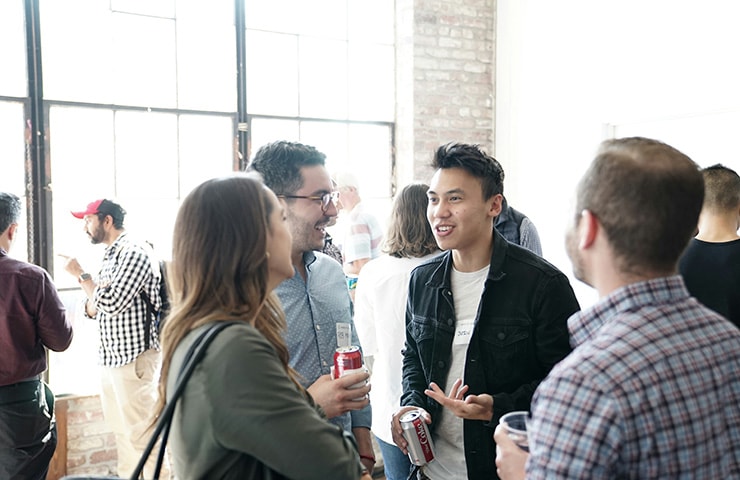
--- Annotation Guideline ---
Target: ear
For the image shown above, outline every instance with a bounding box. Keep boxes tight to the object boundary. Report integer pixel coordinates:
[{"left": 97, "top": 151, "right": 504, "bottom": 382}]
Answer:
[
  {"left": 6, "top": 223, "right": 18, "bottom": 241},
  {"left": 488, "top": 194, "right": 503, "bottom": 218},
  {"left": 578, "top": 210, "right": 599, "bottom": 249}
]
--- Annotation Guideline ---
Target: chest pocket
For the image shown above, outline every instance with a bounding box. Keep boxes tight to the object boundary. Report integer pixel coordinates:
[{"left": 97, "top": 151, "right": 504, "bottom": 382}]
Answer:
[{"left": 479, "top": 321, "right": 531, "bottom": 387}]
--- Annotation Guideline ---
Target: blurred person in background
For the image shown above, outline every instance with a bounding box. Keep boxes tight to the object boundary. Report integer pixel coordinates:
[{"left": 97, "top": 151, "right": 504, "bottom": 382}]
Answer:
[
  {"left": 679, "top": 163, "right": 740, "bottom": 328},
  {"left": 354, "top": 183, "right": 441, "bottom": 480}
]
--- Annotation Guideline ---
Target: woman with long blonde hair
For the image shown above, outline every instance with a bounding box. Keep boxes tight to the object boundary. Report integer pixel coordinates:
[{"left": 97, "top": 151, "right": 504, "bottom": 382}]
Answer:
[{"left": 154, "top": 173, "right": 370, "bottom": 479}]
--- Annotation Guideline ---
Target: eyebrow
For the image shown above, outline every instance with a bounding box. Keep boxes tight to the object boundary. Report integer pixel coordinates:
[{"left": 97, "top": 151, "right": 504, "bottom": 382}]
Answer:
[{"left": 427, "top": 188, "right": 465, "bottom": 196}]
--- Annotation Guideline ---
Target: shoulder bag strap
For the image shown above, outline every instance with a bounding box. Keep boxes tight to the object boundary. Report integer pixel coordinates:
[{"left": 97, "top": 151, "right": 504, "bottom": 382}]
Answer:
[{"left": 130, "top": 321, "right": 238, "bottom": 480}]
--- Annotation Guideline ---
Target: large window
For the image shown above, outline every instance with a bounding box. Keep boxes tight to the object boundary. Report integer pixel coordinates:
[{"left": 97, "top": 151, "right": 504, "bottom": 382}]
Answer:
[{"left": 3, "top": 0, "right": 395, "bottom": 395}]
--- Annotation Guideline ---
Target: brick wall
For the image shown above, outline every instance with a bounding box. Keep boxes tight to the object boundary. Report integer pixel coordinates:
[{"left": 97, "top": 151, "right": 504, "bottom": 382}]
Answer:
[
  {"left": 396, "top": 0, "right": 496, "bottom": 185},
  {"left": 49, "top": 395, "right": 117, "bottom": 479}
]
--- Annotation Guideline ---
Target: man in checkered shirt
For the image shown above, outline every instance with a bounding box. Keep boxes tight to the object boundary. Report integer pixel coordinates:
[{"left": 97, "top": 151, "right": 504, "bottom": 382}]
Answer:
[
  {"left": 61, "top": 198, "right": 164, "bottom": 478},
  {"left": 495, "top": 137, "right": 740, "bottom": 479}
]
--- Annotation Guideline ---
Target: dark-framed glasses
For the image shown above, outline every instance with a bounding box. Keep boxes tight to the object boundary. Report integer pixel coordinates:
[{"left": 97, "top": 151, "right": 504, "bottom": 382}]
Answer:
[{"left": 278, "top": 191, "right": 339, "bottom": 213}]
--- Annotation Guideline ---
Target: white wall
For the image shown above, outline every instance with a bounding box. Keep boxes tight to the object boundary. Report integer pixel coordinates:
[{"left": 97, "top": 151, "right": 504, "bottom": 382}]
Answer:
[{"left": 496, "top": 0, "right": 740, "bottom": 307}]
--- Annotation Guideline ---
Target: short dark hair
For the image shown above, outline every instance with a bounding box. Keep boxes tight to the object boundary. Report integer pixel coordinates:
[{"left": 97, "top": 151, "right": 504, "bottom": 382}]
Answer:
[
  {"left": 701, "top": 164, "right": 740, "bottom": 213},
  {"left": 431, "top": 143, "right": 504, "bottom": 200},
  {"left": 0, "top": 192, "right": 21, "bottom": 234},
  {"left": 97, "top": 199, "right": 126, "bottom": 229},
  {"left": 384, "top": 183, "right": 439, "bottom": 258},
  {"left": 576, "top": 137, "right": 704, "bottom": 274},
  {"left": 247, "top": 141, "right": 327, "bottom": 195}
]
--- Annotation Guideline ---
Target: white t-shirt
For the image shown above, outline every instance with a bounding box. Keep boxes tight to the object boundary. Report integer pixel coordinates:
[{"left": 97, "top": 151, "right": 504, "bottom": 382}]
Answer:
[
  {"left": 424, "top": 265, "right": 489, "bottom": 480},
  {"left": 352, "top": 252, "right": 440, "bottom": 444}
]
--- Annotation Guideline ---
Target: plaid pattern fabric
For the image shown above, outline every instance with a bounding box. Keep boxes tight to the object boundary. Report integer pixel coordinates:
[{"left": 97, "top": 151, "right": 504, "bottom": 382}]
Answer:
[
  {"left": 527, "top": 275, "right": 740, "bottom": 479},
  {"left": 94, "top": 232, "right": 161, "bottom": 367}
]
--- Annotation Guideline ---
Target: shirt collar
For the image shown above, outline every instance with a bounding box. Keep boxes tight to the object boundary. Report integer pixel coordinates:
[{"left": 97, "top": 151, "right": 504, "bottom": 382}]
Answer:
[{"left": 568, "top": 275, "right": 690, "bottom": 348}]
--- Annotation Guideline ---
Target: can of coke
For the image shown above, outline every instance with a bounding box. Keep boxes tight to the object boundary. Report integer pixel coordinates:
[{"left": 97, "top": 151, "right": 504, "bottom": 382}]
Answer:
[
  {"left": 332, "top": 346, "right": 366, "bottom": 401},
  {"left": 333, "top": 346, "right": 363, "bottom": 378},
  {"left": 400, "top": 409, "right": 435, "bottom": 466}
]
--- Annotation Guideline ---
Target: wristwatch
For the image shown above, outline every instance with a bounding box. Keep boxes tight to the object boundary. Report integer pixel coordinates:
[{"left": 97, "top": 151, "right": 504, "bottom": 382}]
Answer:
[{"left": 78, "top": 272, "right": 92, "bottom": 283}]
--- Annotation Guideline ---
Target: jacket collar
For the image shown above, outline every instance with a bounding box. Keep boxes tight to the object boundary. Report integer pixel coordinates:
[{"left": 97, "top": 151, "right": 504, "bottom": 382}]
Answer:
[{"left": 425, "top": 228, "right": 508, "bottom": 288}]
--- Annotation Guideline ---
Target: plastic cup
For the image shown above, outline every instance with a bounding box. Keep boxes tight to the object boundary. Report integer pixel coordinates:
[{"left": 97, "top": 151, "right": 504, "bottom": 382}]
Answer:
[{"left": 499, "top": 411, "right": 530, "bottom": 452}]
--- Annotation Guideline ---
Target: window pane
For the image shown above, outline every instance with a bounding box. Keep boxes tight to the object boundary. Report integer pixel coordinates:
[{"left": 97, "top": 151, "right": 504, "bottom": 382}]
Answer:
[
  {"left": 299, "top": 37, "right": 348, "bottom": 119},
  {"left": 250, "top": 118, "right": 300, "bottom": 157},
  {"left": 0, "top": 102, "right": 28, "bottom": 262},
  {"left": 300, "top": 121, "right": 348, "bottom": 175},
  {"left": 179, "top": 114, "right": 235, "bottom": 197},
  {"left": 246, "top": 31, "right": 299, "bottom": 116},
  {"left": 0, "top": 1, "right": 27, "bottom": 97},
  {"left": 176, "top": 1, "right": 236, "bottom": 111},
  {"left": 349, "top": 43, "right": 395, "bottom": 121},
  {"left": 114, "top": 110, "right": 178, "bottom": 199},
  {"left": 41, "top": 0, "right": 113, "bottom": 103},
  {"left": 112, "top": 13, "right": 177, "bottom": 107},
  {"left": 49, "top": 106, "right": 115, "bottom": 290},
  {"left": 348, "top": 123, "right": 393, "bottom": 199},
  {"left": 245, "top": 0, "right": 302, "bottom": 34},
  {"left": 297, "top": 0, "right": 347, "bottom": 40},
  {"left": 349, "top": 0, "right": 395, "bottom": 44},
  {"left": 111, "top": 0, "right": 174, "bottom": 17}
]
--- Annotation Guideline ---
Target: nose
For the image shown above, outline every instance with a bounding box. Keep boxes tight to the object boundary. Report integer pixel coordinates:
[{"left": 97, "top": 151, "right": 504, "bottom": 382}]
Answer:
[
  {"left": 429, "top": 200, "right": 449, "bottom": 220},
  {"left": 324, "top": 199, "right": 339, "bottom": 218}
]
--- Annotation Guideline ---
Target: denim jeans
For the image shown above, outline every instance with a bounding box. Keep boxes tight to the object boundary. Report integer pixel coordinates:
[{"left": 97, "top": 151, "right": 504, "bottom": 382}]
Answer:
[{"left": 376, "top": 435, "right": 412, "bottom": 480}]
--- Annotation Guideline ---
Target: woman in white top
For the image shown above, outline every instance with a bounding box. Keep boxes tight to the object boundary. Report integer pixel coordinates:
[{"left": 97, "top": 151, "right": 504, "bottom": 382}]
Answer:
[{"left": 353, "top": 183, "right": 441, "bottom": 480}]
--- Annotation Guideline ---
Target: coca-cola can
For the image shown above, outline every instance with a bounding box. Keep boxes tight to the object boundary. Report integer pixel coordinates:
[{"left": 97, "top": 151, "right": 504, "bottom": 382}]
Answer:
[
  {"left": 333, "top": 346, "right": 363, "bottom": 379},
  {"left": 400, "top": 409, "right": 435, "bottom": 466}
]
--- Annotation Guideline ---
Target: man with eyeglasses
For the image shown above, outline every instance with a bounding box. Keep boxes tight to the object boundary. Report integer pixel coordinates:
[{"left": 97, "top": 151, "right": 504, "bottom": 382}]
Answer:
[{"left": 247, "top": 141, "right": 377, "bottom": 474}]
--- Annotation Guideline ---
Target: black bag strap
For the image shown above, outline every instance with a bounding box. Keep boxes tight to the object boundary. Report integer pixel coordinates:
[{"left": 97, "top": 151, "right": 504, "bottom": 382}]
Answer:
[
  {"left": 141, "top": 291, "right": 155, "bottom": 350},
  {"left": 130, "top": 321, "right": 238, "bottom": 480}
]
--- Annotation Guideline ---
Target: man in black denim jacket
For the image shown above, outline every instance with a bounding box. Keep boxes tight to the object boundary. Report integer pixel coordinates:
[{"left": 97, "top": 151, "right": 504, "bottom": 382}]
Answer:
[{"left": 390, "top": 143, "right": 580, "bottom": 480}]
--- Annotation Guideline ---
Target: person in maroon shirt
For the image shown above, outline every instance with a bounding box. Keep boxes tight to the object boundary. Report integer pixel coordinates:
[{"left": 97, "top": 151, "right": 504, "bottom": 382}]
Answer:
[{"left": 0, "top": 192, "right": 73, "bottom": 480}]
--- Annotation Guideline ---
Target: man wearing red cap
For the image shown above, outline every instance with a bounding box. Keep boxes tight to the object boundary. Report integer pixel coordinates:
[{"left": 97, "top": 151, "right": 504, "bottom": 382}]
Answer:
[{"left": 60, "top": 198, "right": 166, "bottom": 478}]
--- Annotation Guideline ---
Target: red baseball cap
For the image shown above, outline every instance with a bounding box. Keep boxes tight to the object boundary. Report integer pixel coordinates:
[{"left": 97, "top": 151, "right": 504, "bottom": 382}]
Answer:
[{"left": 71, "top": 199, "right": 126, "bottom": 221}]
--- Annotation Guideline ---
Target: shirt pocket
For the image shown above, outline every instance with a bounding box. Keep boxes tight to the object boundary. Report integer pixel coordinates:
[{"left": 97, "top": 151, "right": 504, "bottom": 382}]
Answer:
[{"left": 479, "top": 319, "right": 532, "bottom": 387}]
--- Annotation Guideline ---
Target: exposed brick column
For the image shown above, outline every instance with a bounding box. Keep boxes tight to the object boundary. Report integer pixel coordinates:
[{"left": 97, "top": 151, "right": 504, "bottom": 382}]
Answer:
[{"left": 396, "top": 0, "right": 496, "bottom": 185}]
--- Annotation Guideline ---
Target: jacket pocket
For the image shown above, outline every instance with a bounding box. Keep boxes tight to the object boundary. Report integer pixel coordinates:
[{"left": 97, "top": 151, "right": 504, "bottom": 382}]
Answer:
[{"left": 479, "top": 321, "right": 531, "bottom": 387}]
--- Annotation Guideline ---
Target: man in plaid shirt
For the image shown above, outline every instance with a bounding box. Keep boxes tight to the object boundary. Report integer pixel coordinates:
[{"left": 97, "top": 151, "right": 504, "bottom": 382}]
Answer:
[
  {"left": 495, "top": 137, "right": 740, "bottom": 479},
  {"left": 61, "top": 198, "right": 164, "bottom": 478}
]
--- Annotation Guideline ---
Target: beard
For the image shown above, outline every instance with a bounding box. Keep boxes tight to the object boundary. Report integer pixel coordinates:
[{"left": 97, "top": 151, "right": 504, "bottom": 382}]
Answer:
[
  {"left": 88, "top": 224, "right": 105, "bottom": 245},
  {"left": 565, "top": 224, "right": 588, "bottom": 286}
]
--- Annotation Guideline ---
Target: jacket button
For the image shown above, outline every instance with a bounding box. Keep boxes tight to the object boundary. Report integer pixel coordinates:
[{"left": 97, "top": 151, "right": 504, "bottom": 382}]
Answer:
[
  {"left": 446, "top": 318, "right": 453, "bottom": 326},
  {"left": 497, "top": 332, "right": 506, "bottom": 340},
  {"left": 437, "top": 361, "right": 445, "bottom": 368}
]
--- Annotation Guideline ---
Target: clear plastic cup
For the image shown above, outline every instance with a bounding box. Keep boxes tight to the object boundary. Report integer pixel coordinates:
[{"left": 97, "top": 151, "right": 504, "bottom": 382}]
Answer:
[{"left": 499, "top": 411, "right": 531, "bottom": 452}]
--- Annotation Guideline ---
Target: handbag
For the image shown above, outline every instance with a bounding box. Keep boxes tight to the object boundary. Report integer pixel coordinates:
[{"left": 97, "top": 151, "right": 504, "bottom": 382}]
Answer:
[{"left": 61, "top": 321, "right": 237, "bottom": 480}]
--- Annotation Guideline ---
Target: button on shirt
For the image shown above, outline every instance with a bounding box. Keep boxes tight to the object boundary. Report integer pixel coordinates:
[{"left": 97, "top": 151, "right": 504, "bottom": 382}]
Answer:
[
  {"left": 275, "top": 250, "right": 371, "bottom": 433},
  {"left": 528, "top": 276, "right": 740, "bottom": 479},
  {"left": 93, "top": 232, "right": 161, "bottom": 367}
]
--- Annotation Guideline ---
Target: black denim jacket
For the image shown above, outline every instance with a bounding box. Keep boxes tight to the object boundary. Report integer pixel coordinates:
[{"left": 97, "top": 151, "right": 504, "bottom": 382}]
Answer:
[{"left": 401, "top": 229, "right": 580, "bottom": 479}]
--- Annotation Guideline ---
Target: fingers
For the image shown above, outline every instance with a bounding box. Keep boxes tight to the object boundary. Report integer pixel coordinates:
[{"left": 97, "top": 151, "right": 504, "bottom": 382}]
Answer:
[
  {"left": 336, "top": 369, "right": 370, "bottom": 388},
  {"left": 390, "top": 406, "right": 419, "bottom": 453}
]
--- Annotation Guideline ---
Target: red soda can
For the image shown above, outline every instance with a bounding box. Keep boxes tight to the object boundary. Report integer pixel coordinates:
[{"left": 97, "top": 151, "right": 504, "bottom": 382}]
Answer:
[
  {"left": 333, "top": 346, "right": 363, "bottom": 379},
  {"left": 400, "top": 409, "right": 435, "bottom": 465}
]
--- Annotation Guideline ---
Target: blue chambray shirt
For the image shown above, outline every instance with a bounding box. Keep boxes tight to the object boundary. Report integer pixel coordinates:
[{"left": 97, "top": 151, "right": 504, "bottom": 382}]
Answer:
[{"left": 275, "top": 250, "right": 372, "bottom": 433}]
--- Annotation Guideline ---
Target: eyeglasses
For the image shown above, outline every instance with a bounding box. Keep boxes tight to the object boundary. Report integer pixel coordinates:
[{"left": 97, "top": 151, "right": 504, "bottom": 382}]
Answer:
[{"left": 278, "top": 191, "right": 339, "bottom": 213}]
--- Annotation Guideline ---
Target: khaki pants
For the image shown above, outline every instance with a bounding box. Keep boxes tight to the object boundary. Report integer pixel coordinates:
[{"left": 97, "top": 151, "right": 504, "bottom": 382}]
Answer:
[{"left": 100, "top": 349, "right": 169, "bottom": 479}]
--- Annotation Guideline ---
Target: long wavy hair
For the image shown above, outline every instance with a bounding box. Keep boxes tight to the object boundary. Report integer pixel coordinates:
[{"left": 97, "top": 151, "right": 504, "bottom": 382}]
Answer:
[
  {"left": 383, "top": 183, "right": 439, "bottom": 258},
  {"left": 153, "top": 173, "right": 301, "bottom": 418}
]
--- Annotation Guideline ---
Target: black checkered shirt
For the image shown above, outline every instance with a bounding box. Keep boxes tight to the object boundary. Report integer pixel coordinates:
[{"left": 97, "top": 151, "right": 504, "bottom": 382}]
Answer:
[{"left": 92, "top": 232, "right": 161, "bottom": 367}]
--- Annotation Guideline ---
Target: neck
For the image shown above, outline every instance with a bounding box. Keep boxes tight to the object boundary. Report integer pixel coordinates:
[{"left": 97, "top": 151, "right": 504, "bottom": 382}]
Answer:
[
  {"left": 451, "top": 237, "right": 493, "bottom": 273},
  {"left": 0, "top": 236, "right": 10, "bottom": 253},
  {"left": 696, "top": 212, "right": 740, "bottom": 243},
  {"left": 104, "top": 228, "right": 124, "bottom": 247},
  {"left": 292, "top": 250, "right": 306, "bottom": 280}
]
